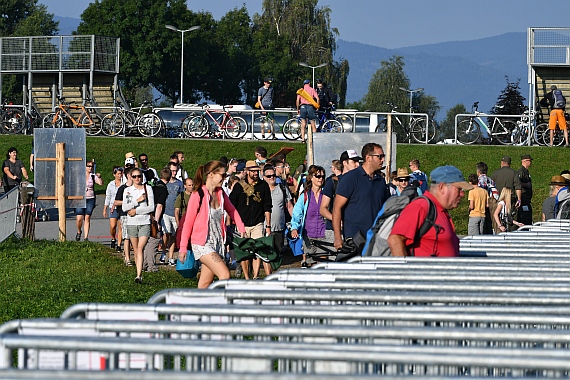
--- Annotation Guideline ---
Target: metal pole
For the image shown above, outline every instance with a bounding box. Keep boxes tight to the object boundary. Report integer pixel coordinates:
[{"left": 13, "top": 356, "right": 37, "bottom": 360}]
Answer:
[
  {"left": 180, "top": 31, "right": 184, "bottom": 103},
  {"left": 57, "top": 143, "right": 66, "bottom": 242}
]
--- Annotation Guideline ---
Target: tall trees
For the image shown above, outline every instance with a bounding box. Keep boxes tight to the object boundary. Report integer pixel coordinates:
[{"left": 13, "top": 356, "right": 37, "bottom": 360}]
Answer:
[
  {"left": 364, "top": 55, "right": 409, "bottom": 112},
  {"left": 491, "top": 76, "right": 526, "bottom": 116},
  {"left": 439, "top": 104, "right": 467, "bottom": 141},
  {"left": 254, "top": 0, "right": 348, "bottom": 107}
]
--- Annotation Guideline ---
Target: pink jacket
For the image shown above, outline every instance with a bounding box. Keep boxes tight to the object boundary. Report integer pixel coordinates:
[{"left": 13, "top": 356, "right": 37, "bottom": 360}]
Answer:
[{"left": 179, "top": 185, "right": 245, "bottom": 252}]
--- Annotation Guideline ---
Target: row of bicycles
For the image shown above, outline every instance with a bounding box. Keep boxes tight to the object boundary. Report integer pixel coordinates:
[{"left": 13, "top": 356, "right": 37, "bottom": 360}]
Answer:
[
  {"left": 456, "top": 102, "right": 563, "bottom": 146},
  {"left": 180, "top": 103, "right": 353, "bottom": 140}
]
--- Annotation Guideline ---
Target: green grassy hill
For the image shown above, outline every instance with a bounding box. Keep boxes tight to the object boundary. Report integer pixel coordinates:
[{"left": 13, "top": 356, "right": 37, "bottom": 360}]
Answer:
[{"left": 0, "top": 135, "right": 559, "bottom": 233}]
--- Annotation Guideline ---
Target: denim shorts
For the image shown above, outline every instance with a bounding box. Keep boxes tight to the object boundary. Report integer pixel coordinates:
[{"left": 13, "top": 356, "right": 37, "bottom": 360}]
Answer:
[
  {"left": 300, "top": 105, "right": 316, "bottom": 121},
  {"left": 75, "top": 197, "right": 96, "bottom": 216},
  {"left": 109, "top": 208, "right": 119, "bottom": 219}
]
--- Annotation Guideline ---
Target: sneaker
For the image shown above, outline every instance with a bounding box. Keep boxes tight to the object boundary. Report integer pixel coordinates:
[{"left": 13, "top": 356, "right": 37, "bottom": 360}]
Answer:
[
  {"left": 110, "top": 239, "right": 116, "bottom": 249},
  {"left": 134, "top": 276, "right": 142, "bottom": 284},
  {"left": 75, "top": 233, "right": 81, "bottom": 242},
  {"left": 116, "top": 245, "right": 122, "bottom": 253},
  {"left": 159, "top": 253, "right": 166, "bottom": 264},
  {"left": 301, "top": 261, "right": 308, "bottom": 268},
  {"left": 84, "top": 238, "right": 89, "bottom": 242},
  {"left": 168, "top": 259, "right": 176, "bottom": 266}
]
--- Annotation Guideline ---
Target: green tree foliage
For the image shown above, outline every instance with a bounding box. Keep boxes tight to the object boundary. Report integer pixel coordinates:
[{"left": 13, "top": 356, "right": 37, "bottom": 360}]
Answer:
[
  {"left": 416, "top": 93, "right": 440, "bottom": 120},
  {"left": 439, "top": 103, "right": 467, "bottom": 141},
  {"left": 491, "top": 76, "right": 526, "bottom": 116},
  {"left": 0, "top": 0, "right": 58, "bottom": 37},
  {"left": 364, "top": 55, "right": 410, "bottom": 112}
]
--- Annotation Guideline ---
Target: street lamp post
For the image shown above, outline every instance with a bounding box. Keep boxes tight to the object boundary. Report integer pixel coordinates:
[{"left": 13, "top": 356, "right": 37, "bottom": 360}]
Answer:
[
  {"left": 166, "top": 24, "right": 201, "bottom": 104},
  {"left": 398, "top": 87, "right": 424, "bottom": 114},
  {"left": 299, "top": 62, "right": 327, "bottom": 87}
]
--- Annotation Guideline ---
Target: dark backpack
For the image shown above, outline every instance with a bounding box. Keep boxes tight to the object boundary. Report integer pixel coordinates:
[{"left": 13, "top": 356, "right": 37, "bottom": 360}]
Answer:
[
  {"left": 555, "top": 187, "right": 570, "bottom": 219},
  {"left": 361, "top": 186, "right": 438, "bottom": 257},
  {"left": 553, "top": 89, "right": 566, "bottom": 109}
]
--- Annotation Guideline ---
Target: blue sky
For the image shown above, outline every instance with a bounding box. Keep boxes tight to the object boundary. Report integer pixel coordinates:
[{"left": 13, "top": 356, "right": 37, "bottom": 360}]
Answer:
[{"left": 40, "top": 0, "right": 570, "bottom": 48}]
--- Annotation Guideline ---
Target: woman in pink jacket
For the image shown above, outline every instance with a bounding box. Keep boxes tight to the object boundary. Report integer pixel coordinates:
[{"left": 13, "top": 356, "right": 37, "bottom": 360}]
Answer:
[{"left": 179, "top": 160, "right": 246, "bottom": 288}]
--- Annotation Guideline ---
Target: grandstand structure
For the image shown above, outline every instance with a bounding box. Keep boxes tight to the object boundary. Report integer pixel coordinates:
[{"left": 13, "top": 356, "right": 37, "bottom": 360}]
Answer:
[
  {"left": 0, "top": 35, "right": 124, "bottom": 117},
  {"left": 528, "top": 28, "right": 570, "bottom": 120}
]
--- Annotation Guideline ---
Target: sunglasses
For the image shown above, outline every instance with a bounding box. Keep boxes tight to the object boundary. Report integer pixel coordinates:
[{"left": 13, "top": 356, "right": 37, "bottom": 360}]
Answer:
[
  {"left": 370, "top": 154, "right": 386, "bottom": 159},
  {"left": 140, "top": 158, "right": 148, "bottom": 162},
  {"left": 86, "top": 165, "right": 93, "bottom": 168},
  {"left": 113, "top": 168, "right": 124, "bottom": 173},
  {"left": 132, "top": 174, "right": 143, "bottom": 179},
  {"left": 314, "top": 175, "right": 325, "bottom": 179},
  {"left": 397, "top": 178, "right": 409, "bottom": 182},
  {"left": 265, "top": 174, "right": 276, "bottom": 178}
]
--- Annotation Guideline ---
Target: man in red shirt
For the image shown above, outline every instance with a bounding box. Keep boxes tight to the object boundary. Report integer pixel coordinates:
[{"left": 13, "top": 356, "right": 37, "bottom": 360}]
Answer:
[
  {"left": 296, "top": 79, "right": 319, "bottom": 142},
  {"left": 388, "top": 165, "right": 473, "bottom": 257}
]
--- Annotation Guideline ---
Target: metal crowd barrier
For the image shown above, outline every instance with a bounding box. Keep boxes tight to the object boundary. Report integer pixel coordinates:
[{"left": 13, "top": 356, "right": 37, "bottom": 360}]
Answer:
[
  {"left": 2, "top": 334, "right": 570, "bottom": 376},
  {"left": 2, "top": 318, "right": 570, "bottom": 352},
  {"left": 58, "top": 302, "right": 570, "bottom": 326}
]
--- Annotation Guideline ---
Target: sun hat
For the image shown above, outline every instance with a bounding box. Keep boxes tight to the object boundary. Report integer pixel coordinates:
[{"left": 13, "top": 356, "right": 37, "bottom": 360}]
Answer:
[
  {"left": 396, "top": 168, "right": 410, "bottom": 179},
  {"left": 430, "top": 165, "right": 473, "bottom": 190},
  {"left": 550, "top": 175, "right": 567, "bottom": 186},
  {"left": 245, "top": 160, "right": 260, "bottom": 171}
]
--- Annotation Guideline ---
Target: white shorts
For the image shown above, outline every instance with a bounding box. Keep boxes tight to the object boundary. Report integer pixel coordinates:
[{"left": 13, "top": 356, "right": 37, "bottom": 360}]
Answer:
[{"left": 161, "top": 214, "right": 178, "bottom": 234}]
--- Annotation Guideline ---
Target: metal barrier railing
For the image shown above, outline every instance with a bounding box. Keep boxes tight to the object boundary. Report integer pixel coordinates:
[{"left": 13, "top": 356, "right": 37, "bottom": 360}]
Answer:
[{"left": 2, "top": 333, "right": 570, "bottom": 375}]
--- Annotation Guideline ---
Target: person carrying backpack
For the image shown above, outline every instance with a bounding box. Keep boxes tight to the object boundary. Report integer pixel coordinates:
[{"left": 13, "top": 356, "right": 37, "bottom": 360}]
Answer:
[
  {"left": 540, "top": 85, "right": 569, "bottom": 147},
  {"left": 388, "top": 166, "right": 473, "bottom": 257}
]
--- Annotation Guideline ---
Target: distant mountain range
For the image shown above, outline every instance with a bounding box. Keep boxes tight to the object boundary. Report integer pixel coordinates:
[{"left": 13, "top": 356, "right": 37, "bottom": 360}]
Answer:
[
  {"left": 336, "top": 33, "right": 528, "bottom": 120},
  {"left": 56, "top": 16, "right": 528, "bottom": 120}
]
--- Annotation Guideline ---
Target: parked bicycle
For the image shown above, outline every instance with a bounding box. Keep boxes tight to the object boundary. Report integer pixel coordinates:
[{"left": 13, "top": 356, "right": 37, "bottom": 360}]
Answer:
[
  {"left": 281, "top": 107, "right": 348, "bottom": 141},
  {"left": 100, "top": 100, "right": 164, "bottom": 137},
  {"left": 1, "top": 100, "right": 26, "bottom": 134},
  {"left": 375, "top": 103, "right": 436, "bottom": 143},
  {"left": 42, "top": 97, "right": 101, "bottom": 135},
  {"left": 181, "top": 104, "right": 248, "bottom": 139},
  {"left": 456, "top": 102, "right": 517, "bottom": 145},
  {"left": 254, "top": 112, "right": 282, "bottom": 140}
]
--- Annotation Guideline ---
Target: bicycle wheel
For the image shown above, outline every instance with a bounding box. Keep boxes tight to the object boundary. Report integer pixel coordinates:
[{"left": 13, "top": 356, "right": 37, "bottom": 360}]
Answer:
[
  {"left": 137, "top": 113, "right": 162, "bottom": 137},
  {"left": 491, "top": 119, "right": 516, "bottom": 145},
  {"left": 224, "top": 116, "right": 248, "bottom": 139},
  {"left": 42, "top": 112, "right": 64, "bottom": 128},
  {"left": 533, "top": 123, "right": 548, "bottom": 146},
  {"left": 410, "top": 118, "right": 436, "bottom": 143},
  {"left": 101, "top": 113, "right": 125, "bottom": 136},
  {"left": 182, "top": 116, "right": 208, "bottom": 138},
  {"left": 254, "top": 116, "right": 273, "bottom": 139},
  {"left": 322, "top": 119, "right": 343, "bottom": 133},
  {"left": 1, "top": 109, "right": 25, "bottom": 134},
  {"left": 542, "top": 125, "right": 565, "bottom": 147},
  {"left": 456, "top": 119, "right": 481, "bottom": 144},
  {"left": 81, "top": 113, "right": 102, "bottom": 136},
  {"left": 335, "top": 114, "right": 353, "bottom": 132},
  {"left": 282, "top": 117, "right": 301, "bottom": 140},
  {"left": 374, "top": 118, "right": 387, "bottom": 133}
]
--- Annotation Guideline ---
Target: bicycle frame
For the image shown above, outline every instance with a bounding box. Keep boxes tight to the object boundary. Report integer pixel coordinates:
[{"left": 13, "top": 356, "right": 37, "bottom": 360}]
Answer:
[{"left": 54, "top": 102, "right": 94, "bottom": 127}]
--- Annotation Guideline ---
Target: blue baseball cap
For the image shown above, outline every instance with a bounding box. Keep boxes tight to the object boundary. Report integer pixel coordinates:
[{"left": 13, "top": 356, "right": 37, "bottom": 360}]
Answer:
[
  {"left": 235, "top": 161, "right": 246, "bottom": 172},
  {"left": 303, "top": 79, "right": 310, "bottom": 85},
  {"left": 430, "top": 165, "right": 473, "bottom": 190}
]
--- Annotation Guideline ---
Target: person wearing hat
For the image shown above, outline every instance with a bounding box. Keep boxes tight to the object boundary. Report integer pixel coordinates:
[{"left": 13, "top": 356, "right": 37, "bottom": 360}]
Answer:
[
  {"left": 388, "top": 165, "right": 473, "bottom": 257},
  {"left": 491, "top": 156, "right": 522, "bottom": 211},
  {"left": 394, "top": 168, "right": 422, "bottom": 196},
  {"left": 543, "top": 175, "right": 567, "bottom": 221},
  {"left": 517, "top": 154, "right": 533, "bottom": 225},
  {"left": 296, "top": 79, "right": 319, "bottom": 142},
  {"left": 539, "top": 85, "right": 569, "bottom": 147},
  {"left": 229, "top": 160, "right": 273, "bottom": 279},
  {"left": 258, "top": 78, "right": 275, "bottom": 139},
  {"left": 125, "top": 152, "right": 138, "bottom": 168}
]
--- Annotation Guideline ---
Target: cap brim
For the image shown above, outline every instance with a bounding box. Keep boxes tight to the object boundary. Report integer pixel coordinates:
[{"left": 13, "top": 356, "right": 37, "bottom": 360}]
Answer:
[{"left": 454, "top": 181, "right": 474, "bottom": 191}]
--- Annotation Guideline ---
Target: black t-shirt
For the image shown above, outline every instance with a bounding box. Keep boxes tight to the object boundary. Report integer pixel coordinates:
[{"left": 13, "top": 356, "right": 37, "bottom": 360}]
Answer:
[
  {"left": 229, "top": 179, "right": 273, "bottom": 227},
  {"left": 115, "top": 185, "right": 127, "bottom": 217},
  {"left": 152, "top": 181, "right": 168, "bottom": 222}
]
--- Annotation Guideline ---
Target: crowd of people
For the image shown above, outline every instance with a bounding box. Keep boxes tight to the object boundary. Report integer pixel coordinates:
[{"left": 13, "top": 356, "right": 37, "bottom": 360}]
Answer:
[{"left": 4, "top": 136, "right": 568, "bottom": 286}]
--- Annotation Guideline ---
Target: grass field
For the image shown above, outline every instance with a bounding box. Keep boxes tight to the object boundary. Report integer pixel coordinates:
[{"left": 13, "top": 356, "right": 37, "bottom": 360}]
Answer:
[{"left": 0, "top": 134, "right": 563, "bottom": 324}]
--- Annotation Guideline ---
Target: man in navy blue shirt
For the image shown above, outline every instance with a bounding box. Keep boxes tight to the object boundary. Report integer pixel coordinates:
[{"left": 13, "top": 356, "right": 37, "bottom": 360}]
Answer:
[{"left": 332, "top": 143, "right": 390, "bottom": 249}]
